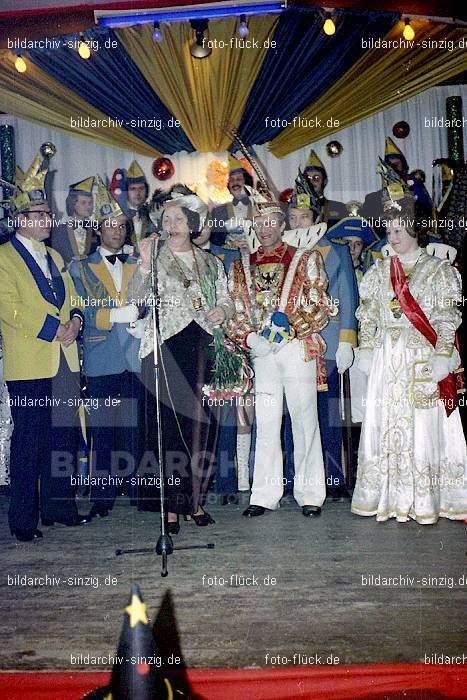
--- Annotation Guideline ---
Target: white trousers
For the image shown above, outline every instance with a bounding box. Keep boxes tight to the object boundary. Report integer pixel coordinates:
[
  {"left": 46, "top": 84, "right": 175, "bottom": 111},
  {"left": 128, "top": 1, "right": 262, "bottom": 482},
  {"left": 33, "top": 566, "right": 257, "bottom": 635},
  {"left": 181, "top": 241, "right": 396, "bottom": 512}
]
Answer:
[{"left": 250, "top": 339, "right": 326, "bottom": 509}]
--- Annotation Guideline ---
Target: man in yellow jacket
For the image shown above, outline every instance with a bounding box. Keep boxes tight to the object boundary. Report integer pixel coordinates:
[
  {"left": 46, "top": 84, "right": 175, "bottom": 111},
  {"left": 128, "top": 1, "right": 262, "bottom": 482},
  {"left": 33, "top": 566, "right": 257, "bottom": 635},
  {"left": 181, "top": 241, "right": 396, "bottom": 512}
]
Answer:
[{"left": 0, "top": 147, "right": 88, "bottom": 541}]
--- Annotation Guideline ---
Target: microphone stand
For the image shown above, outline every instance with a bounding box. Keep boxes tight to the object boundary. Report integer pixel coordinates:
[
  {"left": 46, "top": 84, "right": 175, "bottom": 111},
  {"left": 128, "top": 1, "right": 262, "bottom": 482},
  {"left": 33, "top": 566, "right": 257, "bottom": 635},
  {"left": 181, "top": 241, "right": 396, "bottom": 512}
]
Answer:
[{"left": 116, "top": 236, "right": 214, "bottom": 576}]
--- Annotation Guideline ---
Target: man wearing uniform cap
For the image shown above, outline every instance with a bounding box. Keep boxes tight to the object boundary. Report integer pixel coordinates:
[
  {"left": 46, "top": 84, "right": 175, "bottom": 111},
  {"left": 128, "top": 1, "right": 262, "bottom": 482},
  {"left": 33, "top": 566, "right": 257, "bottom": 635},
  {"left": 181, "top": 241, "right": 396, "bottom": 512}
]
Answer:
[
  {"left": 362, "top": 137, "right": 432, "bottom": 241},
  {"left": 50, "top": 176, "right": 98, "bottom": 264},
  {"left": 303, "top": 150, "right": 347, "bottom": 228},
  {"left": 328, "top": 215, "right": 379, "bottom": 285},
  {"left": 228, "top": 188, "right": 336, "bottom": 517},
  {"left": 70, "top": 176, "right": 142, "bottom": 519},
  {"left": 209, "top": 155, "right": 254, "bottom": 248},
  {"left": 0, "top": 146, "right": 88, "bottom": 540},
  {"left": 287, "top": 181, "right": 359, "bottom": 500},
  {"left": 120, "top": 160, "right": 154, "bottom": 252}
]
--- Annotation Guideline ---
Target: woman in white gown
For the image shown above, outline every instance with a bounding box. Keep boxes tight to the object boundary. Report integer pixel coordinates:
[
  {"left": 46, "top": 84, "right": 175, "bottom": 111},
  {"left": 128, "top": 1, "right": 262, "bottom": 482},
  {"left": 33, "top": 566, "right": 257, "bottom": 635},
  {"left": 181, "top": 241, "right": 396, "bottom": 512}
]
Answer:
[{"left": 351, "top": 202, "right": 466, "bottom": 524}]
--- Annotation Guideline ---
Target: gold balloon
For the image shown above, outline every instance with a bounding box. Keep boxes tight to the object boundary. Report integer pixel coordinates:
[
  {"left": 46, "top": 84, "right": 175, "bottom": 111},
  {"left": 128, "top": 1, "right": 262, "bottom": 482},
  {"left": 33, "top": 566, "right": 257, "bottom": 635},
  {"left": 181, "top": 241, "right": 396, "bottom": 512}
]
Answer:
[{"left": 326, "top": 140, "right": 343, "bottom": 158}]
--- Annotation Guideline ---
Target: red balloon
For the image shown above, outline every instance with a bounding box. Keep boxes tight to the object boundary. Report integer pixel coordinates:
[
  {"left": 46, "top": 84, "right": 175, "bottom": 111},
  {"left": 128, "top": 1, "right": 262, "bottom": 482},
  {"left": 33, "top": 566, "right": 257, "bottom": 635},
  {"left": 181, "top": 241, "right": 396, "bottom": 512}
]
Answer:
[
  {"left": 152, "top": 157, "right": 174, "bottom": 181},
  {"left": 392, "top": 121, "right": 410, "bottom": 139},
  {"left": 279, "top": 188, "right": 294, "bottom": 203}
]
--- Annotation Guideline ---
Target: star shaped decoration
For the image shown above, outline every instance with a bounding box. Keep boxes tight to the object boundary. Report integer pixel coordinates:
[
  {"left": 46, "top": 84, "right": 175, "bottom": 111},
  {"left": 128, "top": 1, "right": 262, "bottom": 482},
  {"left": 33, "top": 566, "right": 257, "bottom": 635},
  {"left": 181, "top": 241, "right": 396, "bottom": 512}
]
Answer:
[{"left": 125, "top": 594, "right": 149, "bottom": 628}]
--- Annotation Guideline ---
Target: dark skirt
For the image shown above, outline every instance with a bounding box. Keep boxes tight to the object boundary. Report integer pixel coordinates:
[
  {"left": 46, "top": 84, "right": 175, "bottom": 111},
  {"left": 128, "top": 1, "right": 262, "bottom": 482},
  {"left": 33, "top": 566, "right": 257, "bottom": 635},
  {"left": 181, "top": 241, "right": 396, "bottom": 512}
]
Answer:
[{"left": 137, "top": 321, "right": 219, "bottom": 514}]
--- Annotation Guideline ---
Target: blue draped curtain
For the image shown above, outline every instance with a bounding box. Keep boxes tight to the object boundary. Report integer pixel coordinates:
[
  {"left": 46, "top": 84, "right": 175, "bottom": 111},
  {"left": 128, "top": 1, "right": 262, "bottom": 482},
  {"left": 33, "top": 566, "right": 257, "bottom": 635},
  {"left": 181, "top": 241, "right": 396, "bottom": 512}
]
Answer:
[
  {"left": 27, "top": 28, "right": 194, "bottom": 154},
  {"left": 238, "top": 8, "right": 400, "bottom": 145}
]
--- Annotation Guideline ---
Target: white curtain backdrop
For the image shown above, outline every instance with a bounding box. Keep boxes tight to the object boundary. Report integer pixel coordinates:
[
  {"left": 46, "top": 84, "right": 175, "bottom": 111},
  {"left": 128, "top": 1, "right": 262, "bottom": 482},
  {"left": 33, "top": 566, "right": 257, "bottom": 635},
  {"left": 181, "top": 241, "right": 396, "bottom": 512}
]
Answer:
[{"left": 1, "top": 85, "right": 465, "bottom": 219}]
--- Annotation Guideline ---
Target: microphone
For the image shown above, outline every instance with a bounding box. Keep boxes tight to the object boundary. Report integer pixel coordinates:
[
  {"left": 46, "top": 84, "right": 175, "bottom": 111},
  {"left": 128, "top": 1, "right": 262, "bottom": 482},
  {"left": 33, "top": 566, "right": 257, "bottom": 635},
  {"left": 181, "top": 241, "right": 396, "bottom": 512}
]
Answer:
[{"left": 159, "top": 229, "right": 170, "bottom": 241}]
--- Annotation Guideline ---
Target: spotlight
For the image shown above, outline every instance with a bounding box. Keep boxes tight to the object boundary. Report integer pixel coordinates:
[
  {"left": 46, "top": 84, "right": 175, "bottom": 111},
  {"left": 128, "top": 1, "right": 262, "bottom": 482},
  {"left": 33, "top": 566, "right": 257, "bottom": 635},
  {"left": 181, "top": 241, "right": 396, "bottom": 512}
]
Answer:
[
  {"left": 238, "top": 15, "right": 249, "bottom": 38},
  {"left": 403, "top": 18, "right": 415, "bottom": 41},
  {"left": 14, "top": 55, "right": 27, "bottom": 73},
  {"left": 189, "top": 20, "right": 211, "bottom": 59},
  {"left": 323, "top": 12, "right": 336, "bottom": 36},
  {"left": 78, "top": 37, "right": 91, "bottom": 59},
  {"left": 153, "top": 21, "right": 163, "bottom": 43}
]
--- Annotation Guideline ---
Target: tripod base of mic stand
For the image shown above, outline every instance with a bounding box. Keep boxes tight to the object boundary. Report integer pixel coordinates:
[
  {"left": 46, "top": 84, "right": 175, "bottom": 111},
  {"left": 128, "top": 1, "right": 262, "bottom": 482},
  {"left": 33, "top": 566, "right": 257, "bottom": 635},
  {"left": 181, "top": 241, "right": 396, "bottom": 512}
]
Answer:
[{"left": 115, "top": 542, "right": 215, "bottom": 577}]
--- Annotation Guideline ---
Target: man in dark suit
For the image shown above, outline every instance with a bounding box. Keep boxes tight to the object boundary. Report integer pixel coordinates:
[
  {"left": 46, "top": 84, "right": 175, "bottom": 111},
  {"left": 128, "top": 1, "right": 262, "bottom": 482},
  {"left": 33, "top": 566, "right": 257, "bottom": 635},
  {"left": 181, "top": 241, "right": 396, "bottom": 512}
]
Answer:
[
  {"left": 361, "top": 137, "right": 432, "bottom": 240},
  {"left": 49, "top": 176, "right": 98, "bottom": 263},
  {"left": 209, "top": 156, "right": 254, "bottom": 247},
  {"left": 303, "top": 149, "right": 347, "bottom": 227}
]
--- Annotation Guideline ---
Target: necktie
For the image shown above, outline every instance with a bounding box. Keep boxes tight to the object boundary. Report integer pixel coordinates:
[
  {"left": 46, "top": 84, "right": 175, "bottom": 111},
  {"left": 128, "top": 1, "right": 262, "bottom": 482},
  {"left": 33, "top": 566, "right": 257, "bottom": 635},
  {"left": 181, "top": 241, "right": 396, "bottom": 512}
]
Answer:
[
  {"left": 232, "top": 196, "right": 250, "bottom": 206},
  {"left": 105, "top": 253, "right": 128, "bottom": 265}
]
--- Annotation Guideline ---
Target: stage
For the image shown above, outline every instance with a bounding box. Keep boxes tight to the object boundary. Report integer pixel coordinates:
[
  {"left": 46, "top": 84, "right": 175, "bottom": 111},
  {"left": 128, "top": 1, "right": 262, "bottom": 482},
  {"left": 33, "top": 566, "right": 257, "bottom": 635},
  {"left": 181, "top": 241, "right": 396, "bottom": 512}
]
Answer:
[{"left": 0, "top": 494, "right": 465, "bottom": 672}]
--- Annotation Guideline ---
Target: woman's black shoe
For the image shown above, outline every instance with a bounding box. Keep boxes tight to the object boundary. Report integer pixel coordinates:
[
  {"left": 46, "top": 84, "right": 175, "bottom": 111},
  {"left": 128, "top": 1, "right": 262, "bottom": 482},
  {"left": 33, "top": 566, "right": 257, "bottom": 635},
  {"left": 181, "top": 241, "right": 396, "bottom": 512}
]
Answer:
[
  {"left": 10, "top": 528, "right": 43, "bottom": 542},
  {"left": 185, "top": 510, "right": 215, "bottom": 526},
  {"left": 88, "top": 504, "right": 110, "bottom": 519},
  {"left": 167, "top": 517, "right": 180, "bottom": 535}
]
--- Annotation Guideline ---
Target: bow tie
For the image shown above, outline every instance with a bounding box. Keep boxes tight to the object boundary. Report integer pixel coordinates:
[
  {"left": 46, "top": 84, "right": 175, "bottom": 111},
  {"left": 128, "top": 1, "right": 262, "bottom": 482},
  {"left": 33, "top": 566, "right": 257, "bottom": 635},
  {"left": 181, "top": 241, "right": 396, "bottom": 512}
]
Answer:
[
  {"left": 232, "top": 196, "right": 250, "bottom": 207},
  {"left": 105, "top": 253, "right": 128, "bottom": 265},
  {"left": 31, "top": 240, "right": 47, "bottom": 256}
]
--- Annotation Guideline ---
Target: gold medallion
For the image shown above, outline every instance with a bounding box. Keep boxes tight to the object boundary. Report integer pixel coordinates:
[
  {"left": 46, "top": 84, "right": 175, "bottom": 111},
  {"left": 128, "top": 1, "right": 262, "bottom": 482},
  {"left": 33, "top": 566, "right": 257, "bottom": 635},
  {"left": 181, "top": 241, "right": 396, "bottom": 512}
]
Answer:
[{"left": 192, "top": 297, "right": 203, "bottom": 310}]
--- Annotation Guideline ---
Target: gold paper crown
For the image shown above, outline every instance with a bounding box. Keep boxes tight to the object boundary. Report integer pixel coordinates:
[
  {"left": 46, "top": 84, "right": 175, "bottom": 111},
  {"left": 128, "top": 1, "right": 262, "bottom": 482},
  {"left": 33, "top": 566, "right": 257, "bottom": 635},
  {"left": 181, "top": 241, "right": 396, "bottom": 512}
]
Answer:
[
  {"left": 246, "top": 185, "right": 282, "bottom": 216},
  {"left": 126, "top": 160, "right": 146, "bottom": 182},
  {"left": 305, "top": 149, "right": 325, "bottom": 171},
  {"left": 385, "top": 137, "right": 404, "bottom": 158},
  {"left": 69, "top": 176, "right": 94, "bottom": 195},
  {"left": 94, "top": 175, "right": 124, "bottom": 223},
  {"left": 10, "top": 150, "right": 50, "bottom": 213}
]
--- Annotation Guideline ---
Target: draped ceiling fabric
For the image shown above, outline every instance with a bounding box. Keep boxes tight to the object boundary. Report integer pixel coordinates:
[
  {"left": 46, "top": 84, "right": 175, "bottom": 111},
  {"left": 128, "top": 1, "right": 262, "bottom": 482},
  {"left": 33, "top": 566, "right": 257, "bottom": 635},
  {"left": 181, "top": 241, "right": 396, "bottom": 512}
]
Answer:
[
  {"left": 116, "top": 17, "right": 278, "bottom": 152},
  {"left": 270, "top": 18, "right": 467, "bottom": 157},
  {"left": 238, "top": 8, "right": 399, "bottom": 145},
  {"left": 0, "top": 10, "right": 465, "bottom": 157},
  {"left": 27, "top": 28, "right": 192, "bottom": 154},
  {"left": 0, "top": 50, "right": 158, "bottom": 156}
]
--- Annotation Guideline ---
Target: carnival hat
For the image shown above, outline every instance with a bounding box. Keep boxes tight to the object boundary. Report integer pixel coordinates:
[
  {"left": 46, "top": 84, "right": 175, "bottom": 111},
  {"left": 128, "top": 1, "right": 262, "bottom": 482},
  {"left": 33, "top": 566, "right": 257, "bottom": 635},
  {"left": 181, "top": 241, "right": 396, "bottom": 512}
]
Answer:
[
  {"left": 384, "top": 136, "right": 408, "bottom": 173},
  {"left": 8, "top": 143, "right": 56, "bottom": 214},
  {"left": 328, "top": 216, "right": 378, "bottom": 248},
  {"left": 69, "top": 176, "right": 94, "bottom": 196},
  {"left": 245, "top": 185, "right": 282, "bottom": 217},
  {"left": 94, "top": 174, "right": 125, "bottom": 223},
  {"left": 126, "top": 159, "right": 147, "bottom": 185},
  {"left": 304, "top": 149, "right": 327, "bottom": 177}
]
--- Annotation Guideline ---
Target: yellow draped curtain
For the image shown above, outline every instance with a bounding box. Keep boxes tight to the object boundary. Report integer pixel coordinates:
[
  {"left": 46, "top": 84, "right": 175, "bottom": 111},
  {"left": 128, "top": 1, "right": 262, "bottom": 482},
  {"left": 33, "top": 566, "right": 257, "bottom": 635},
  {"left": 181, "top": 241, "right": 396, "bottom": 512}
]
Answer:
[
  {"left": 117, "top": 17, "right": 278, "bottom": 152},
  {"left": 269, "top": 20, "right": 467, "bottom": 158},
  {"left": 0, "top": 50, "right": 158, "bottom": 156}
]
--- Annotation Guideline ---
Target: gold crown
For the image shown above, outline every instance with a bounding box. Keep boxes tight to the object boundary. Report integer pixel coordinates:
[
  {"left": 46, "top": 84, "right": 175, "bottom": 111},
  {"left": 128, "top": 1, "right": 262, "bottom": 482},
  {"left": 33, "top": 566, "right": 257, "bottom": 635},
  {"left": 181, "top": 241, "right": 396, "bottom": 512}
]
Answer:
[
  {"left": 10, "top": 149, "right": 51, "bottom": 213},
  {"left": 94, "top": 175, "right": 124, "bottom": 223}
]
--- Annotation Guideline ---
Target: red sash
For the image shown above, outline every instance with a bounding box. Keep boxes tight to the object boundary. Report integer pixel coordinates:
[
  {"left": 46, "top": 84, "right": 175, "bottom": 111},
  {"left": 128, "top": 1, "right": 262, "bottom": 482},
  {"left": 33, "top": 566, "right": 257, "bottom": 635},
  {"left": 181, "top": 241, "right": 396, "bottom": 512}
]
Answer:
[{"left": 390, "top": 255, "right": 458, "bottom": 417}]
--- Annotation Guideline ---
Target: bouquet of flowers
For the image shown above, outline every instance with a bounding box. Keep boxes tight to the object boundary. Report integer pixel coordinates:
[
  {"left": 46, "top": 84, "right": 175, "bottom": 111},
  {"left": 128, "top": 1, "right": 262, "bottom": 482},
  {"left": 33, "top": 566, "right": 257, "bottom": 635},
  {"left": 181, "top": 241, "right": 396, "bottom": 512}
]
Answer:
[{"left": 199, "top": 274, "right": 253, "bottom": 400}]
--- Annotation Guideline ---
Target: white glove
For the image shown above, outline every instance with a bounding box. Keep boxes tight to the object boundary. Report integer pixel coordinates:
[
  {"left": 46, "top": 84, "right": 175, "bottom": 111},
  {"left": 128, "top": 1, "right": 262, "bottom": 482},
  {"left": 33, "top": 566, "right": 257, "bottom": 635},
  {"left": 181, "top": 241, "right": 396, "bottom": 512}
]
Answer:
[
  {"left": 357, "top": 348, "right": 373, "bottom": 376},
  {"left": 428, "top": 355, "right": 451, "bottom": 382},
  {"left": 109, "top": 303, "right": 139, "bottom": 324},
  {"left": 126, "top": 319, "right": 146, "bottom": 339},
  {"left": 335, "top": 341, "right": 354, "bottom": 374},
  {"left": 247, "top": 332, "right": 272, "bottom": 358}
]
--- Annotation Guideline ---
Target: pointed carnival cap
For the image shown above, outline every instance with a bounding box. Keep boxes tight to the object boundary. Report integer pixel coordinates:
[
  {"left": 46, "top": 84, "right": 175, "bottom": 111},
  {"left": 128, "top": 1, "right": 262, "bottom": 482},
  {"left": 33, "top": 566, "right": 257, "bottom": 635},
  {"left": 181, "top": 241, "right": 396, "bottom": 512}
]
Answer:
[
  {"left": 81, "top": 584, "right": 175, "bottom": 699},
  {"left": 94, "top": 175, "right": 124, "bottom": 223},
  {"left": 69, "top": 176, "right": 94, "bottom": 196},
  {"left": 304, "top": 149, "right": 326, "bottom": 176},
  {"left": 384, "top": 136, "right": 408, "bottom": 172},
  {"left": 127, "top": 160, "right": 147, "bottom": 184}
]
